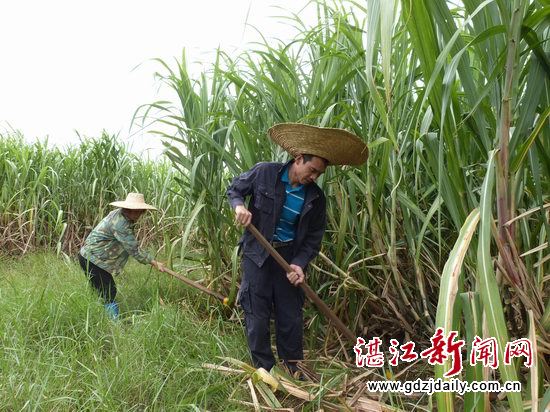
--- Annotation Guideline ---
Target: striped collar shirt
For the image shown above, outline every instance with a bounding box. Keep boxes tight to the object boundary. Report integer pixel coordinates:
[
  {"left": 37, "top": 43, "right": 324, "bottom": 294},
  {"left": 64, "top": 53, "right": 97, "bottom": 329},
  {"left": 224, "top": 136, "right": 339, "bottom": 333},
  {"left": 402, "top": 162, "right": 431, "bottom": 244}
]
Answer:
[{"left": 273, "top": 166, "right": 305, "bottom": 242}]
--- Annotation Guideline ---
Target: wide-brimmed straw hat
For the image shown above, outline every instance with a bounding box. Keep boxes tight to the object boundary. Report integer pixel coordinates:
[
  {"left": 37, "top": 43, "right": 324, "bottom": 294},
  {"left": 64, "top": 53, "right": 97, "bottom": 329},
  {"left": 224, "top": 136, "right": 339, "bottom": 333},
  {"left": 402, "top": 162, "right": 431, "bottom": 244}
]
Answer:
[
  {"left": 268, "top": 123, "right": 368, "bottom": 166},
  {"left": 110, "top": 193, "right": 157, "bottom": 211}
]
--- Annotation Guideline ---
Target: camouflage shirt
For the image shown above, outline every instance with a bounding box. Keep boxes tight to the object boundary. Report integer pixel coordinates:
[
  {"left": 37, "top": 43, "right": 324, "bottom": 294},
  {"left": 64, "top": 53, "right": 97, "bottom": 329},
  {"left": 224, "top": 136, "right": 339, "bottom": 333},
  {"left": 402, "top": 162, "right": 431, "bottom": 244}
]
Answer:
[{"left": 79, "top": 209, "right": 153, "bottom": 274}]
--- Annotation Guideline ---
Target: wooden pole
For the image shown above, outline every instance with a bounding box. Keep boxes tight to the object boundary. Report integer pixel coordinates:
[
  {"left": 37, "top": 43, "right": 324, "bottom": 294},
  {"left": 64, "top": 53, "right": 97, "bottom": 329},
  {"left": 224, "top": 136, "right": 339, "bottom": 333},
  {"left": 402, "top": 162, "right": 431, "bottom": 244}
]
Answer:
[{"left": 163, "top": 267, "right": 227, "bottom": 303}]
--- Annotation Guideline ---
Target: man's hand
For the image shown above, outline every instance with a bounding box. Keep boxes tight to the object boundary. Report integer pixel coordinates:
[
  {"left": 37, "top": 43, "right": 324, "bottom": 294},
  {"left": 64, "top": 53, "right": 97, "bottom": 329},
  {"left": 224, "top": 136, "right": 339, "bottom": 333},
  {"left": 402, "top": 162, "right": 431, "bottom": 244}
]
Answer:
[
  {"left": 287, "top": 264, "right": 305, "bottom": 286},
  {"left": 151, "top": 260, "right": 168, "bottom": 272},
  {"left": 234, "top": 205, "right": 252, "bottom": 226}
]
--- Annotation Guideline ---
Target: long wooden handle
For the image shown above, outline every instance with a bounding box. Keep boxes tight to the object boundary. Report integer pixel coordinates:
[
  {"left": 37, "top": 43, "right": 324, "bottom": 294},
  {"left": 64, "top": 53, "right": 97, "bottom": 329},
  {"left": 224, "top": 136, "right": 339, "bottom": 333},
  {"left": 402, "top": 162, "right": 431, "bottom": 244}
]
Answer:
[
  {"left": 163, "top": 267, "right": 227, "bottom": 302},
  {"left": 247, "top": 224, "right": 356, "bottom": 343}
]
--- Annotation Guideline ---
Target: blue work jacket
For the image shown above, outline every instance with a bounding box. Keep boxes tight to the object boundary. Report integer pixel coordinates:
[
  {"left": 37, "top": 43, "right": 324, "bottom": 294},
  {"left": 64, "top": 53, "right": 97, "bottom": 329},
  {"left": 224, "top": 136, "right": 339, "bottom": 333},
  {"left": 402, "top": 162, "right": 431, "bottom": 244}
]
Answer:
[{"left": 227, "top": 161, "right": 327, "bottom": 269}]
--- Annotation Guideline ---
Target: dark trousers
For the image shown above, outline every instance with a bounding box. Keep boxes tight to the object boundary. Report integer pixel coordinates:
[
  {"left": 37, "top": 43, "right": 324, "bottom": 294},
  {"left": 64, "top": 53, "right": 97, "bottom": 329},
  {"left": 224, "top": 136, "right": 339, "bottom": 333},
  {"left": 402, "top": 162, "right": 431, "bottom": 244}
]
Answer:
[
  {"left": 78, "top": 254, "right": 117, "bottom": 303},
  {"left": 238, "top": 245, "right": 305, "bottom": 372}
]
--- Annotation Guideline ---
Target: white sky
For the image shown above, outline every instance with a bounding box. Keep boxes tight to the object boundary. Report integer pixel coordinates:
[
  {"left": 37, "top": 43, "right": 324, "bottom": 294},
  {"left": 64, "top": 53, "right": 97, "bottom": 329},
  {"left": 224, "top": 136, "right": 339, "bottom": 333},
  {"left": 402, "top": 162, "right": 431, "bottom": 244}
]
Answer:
[{"left": 0, "top": 0, "right": 316, "bottom": 157}]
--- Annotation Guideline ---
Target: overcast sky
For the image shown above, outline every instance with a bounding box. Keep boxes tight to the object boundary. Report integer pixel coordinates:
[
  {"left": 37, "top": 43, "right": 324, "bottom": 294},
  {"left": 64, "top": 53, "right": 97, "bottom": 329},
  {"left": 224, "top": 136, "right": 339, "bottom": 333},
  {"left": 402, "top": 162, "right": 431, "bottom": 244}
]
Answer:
[{"left": 0, "top": 1, "right": 316, "bottom": 157}]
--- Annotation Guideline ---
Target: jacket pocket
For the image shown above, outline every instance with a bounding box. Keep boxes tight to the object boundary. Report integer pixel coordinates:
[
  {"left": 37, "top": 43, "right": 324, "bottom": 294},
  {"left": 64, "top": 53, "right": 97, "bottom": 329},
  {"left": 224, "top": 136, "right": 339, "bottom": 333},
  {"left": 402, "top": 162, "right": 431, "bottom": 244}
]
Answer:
[{"left": 254, "top": 185, "right": 274, "bottom": 213}]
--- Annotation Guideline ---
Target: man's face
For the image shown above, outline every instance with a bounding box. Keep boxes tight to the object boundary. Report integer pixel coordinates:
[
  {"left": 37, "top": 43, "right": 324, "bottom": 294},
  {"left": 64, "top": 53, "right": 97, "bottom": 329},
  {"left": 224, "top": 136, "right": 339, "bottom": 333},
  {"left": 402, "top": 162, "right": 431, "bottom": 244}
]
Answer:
[{"left": 292, "top": 155, "right": 327, "bottom": 185}]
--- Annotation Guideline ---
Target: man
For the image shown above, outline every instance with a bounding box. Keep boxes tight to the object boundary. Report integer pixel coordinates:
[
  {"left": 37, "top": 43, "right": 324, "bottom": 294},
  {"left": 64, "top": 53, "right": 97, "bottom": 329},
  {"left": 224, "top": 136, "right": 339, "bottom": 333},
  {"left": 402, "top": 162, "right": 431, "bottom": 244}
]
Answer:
[
  {"left": 79, "top": 192, "right": 167, "bottom": 318},
  {"left": 227, "top": 123, "right": 368, "bottom": 373}
]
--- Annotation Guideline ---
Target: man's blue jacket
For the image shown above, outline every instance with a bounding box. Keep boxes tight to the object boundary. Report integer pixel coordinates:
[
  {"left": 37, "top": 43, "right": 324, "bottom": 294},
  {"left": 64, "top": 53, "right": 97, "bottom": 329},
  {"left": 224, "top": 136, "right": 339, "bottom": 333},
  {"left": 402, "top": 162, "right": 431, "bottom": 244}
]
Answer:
[{"left": 227, "top": 160, "right": 327, "bottom": 269}]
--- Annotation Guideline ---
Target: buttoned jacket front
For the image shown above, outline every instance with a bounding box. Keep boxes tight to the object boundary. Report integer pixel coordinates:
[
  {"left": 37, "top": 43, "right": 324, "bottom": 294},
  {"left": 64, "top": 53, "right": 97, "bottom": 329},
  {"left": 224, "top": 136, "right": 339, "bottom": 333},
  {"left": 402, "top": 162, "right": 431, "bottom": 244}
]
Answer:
[{"left": 227, "top": 160, "right": 326, "bottom": 269}]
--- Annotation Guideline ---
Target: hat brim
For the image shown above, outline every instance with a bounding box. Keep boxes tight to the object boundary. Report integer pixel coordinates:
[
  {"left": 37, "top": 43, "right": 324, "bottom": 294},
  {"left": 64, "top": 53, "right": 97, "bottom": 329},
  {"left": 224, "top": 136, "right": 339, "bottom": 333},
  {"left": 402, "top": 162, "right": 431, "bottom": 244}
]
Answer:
[
  {"left": 109, "top": 201, "right": 157, "bottom": 211},
  {"left": 268, "top": 123, "right": 368, "bottom": 166}
]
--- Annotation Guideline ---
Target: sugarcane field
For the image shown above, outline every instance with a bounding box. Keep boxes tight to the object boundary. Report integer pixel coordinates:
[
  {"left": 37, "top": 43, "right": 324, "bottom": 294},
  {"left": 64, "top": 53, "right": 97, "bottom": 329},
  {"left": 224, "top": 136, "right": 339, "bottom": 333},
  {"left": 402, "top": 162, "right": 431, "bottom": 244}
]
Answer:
[{"left": 1, "top": 1, "right": 549, "bottom": 411}]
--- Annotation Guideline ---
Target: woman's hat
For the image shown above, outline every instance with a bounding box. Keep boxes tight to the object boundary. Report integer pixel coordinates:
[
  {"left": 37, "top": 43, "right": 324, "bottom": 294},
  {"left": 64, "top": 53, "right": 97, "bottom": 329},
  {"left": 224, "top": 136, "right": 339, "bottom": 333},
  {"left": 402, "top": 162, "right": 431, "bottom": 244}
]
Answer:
[
  {"left": 110, "top": 193, "right": 157, "bottom": 210},
  {"left": 268, "top": 123, "right": 368, "bottom": 166}
]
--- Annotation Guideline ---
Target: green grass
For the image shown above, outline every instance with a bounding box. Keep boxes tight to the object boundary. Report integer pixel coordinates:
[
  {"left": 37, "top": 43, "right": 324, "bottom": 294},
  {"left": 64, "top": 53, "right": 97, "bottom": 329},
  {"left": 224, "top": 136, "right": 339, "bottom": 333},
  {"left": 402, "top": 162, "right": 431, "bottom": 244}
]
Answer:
[{"left": 0, "top": 253, "right": 249, "bottom": 410}]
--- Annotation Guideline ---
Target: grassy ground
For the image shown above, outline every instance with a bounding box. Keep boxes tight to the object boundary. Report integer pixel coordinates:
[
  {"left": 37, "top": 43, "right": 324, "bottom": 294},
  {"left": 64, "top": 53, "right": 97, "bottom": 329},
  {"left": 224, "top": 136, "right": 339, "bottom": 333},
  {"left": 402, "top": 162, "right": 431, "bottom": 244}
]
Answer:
[{"left": 0, "top": 252, "right": 249, "bottom": 410}]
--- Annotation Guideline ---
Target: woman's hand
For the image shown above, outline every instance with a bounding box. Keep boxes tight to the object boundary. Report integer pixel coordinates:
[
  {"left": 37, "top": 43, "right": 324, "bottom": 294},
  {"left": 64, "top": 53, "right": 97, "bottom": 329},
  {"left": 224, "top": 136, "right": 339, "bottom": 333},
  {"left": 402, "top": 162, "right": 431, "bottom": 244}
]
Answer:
[{"left": 151, "top": 260, "right": 168, "bottom": 272}]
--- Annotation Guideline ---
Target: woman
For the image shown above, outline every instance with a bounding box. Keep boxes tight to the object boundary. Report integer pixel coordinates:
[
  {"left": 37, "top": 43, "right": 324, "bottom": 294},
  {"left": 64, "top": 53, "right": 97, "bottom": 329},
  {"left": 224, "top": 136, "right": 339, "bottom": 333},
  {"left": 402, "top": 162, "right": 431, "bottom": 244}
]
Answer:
[{"left": 79, "top": 192, "right": 167, "bottom": 318}]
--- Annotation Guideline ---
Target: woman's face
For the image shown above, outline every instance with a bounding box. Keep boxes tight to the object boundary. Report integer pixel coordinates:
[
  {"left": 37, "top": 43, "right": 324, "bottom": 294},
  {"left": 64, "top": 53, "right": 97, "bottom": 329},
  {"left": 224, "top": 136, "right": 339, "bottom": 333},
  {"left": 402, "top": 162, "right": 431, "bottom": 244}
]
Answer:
[{"left": 122, "top": 208, "right": 146, "bottom": 222}]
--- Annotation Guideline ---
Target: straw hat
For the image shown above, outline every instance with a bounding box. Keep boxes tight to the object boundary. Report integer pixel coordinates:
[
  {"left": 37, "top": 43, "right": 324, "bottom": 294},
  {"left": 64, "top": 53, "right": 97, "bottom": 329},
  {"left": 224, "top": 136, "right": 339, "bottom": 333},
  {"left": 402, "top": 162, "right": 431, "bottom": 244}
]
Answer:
[
  {"left": 110, "top": 193, "right": 157, "bottom": 210},
  {"left": 268, "top": 123, "right": 368, "bottom": 166}
]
